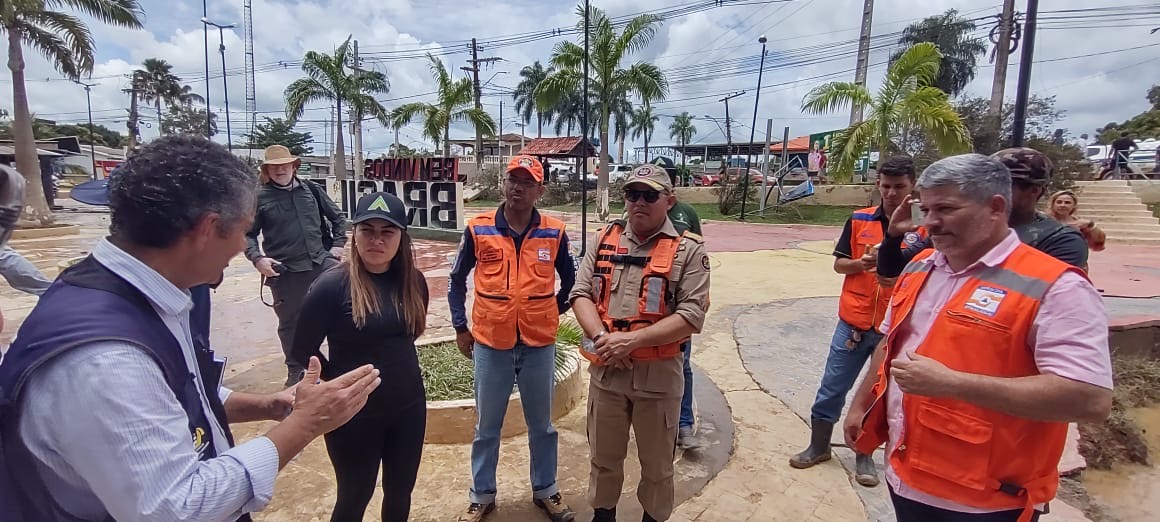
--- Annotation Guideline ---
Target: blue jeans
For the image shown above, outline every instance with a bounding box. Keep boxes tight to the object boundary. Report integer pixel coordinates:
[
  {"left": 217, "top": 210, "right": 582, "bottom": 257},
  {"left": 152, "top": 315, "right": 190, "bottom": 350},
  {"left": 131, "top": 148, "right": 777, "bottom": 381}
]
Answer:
[
  {"left": 470, "top": 343, "right": 559, "bottom": 504},
  {"left": 810, "top": 319, "right": 884, "bottom": 424},
  {"left": 680, "top": 340, "right": 694, "bottom": 429}
]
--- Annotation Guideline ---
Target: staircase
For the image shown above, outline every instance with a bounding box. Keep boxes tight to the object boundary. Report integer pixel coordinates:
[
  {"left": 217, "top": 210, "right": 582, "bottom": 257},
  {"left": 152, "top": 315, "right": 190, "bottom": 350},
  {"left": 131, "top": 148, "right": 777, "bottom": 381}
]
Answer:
[{"left": 1071, "top": 180, "right": 1160, "bottom": 245}]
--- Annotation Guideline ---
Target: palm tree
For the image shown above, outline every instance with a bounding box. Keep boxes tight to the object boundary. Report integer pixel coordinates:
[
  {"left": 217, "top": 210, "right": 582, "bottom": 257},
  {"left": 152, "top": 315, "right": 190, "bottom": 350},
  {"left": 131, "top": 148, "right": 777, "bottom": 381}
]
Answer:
[
  {"left": 553, "top": 90, "right": 584, "bottom": 136},
  {"left": 801, "top": 43, "right": 971, "bottom": 180},
  {"left": 2, "top": 0, "right": 144, "bottom": 226},
  {"left": 132, "top": 58, "right": 204, "bottom": 139},
  {"left": 629, "top": 103, "right": 658, "bottom": 163},
  {"left": 392, "top": 53, "right": 496, "bottom": 158},
  {"left": 890, "top": 9, "right": 987, "bottom": 97},
  {"left": 513, "top": 61, "right": 553, "bottom": 138},
  {"left": 669, "top": 112, "right": 697, "bottom": 169},
  {"left": 285, "top": 36, "right": 391, "bottom": 180},
  {"left": 537, "top": 4, "right": 668, "bottom": 219}
]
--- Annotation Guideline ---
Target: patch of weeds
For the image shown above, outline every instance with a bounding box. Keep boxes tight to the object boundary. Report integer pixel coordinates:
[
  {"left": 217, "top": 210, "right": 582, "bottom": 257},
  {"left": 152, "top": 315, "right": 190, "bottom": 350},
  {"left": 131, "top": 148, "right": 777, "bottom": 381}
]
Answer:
[{"left": 1078, "top": 354, "right": 1160, "bottom": 469}]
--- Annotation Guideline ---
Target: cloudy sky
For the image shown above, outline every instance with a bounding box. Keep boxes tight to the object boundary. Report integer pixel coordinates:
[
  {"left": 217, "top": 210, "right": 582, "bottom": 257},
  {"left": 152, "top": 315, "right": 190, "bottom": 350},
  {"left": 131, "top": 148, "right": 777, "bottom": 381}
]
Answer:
[{"left": 6, "top": 0, "right": 1158, "bottom": 161}]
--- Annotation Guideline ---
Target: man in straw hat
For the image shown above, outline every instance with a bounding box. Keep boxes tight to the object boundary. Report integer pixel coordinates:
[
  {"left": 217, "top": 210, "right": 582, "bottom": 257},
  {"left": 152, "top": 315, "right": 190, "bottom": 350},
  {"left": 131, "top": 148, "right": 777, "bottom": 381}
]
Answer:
[{"left": 245, "top": 144, "right": 349, "bottom": 386}]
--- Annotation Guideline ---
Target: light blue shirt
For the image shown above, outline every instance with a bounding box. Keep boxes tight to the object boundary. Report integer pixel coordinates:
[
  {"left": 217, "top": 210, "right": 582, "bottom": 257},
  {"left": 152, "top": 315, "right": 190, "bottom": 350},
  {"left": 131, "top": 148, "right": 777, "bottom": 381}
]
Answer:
[{"left": 17, "top": 239, "right": 280, "bottom": 521}]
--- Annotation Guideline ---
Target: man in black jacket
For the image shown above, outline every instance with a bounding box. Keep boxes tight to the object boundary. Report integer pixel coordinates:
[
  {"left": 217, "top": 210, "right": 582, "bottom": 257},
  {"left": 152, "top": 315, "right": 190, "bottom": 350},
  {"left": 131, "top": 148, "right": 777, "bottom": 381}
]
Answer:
[{"left": 245, "top": 145, "right": 349, "bottom": 385}]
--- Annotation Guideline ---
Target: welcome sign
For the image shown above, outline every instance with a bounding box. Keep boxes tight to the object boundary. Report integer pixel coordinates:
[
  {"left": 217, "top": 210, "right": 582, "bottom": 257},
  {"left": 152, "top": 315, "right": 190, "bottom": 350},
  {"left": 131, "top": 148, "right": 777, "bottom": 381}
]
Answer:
[{"left": 313, "top": 157, "right": 465, "bottom": 231}]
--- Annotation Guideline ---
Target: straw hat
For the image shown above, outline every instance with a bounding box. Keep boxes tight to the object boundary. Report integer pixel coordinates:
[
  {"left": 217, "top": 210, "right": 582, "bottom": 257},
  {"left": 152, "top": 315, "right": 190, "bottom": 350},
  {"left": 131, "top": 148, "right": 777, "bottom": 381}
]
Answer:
[{"left": 259, "top": 145, "right": 300, "bottom": 182}]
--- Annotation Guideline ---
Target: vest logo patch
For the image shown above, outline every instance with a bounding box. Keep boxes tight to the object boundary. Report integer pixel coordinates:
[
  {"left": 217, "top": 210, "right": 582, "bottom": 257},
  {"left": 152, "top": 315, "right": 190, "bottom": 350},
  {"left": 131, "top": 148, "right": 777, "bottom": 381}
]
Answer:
[
  {"left": 965, "top": 286, "right": 1006, "bottom": 317},
  {"left": 479, "top": 248, "right": 503, "bottom": 263},
  {"left": 537, "top": 248, "right": 551, "bottom": 262},
  {"left": 193, "top": 427, "right": 208, "bottom": 458},
  {"left": 904, "top": 231, "right": 921, "bottom": 246}
]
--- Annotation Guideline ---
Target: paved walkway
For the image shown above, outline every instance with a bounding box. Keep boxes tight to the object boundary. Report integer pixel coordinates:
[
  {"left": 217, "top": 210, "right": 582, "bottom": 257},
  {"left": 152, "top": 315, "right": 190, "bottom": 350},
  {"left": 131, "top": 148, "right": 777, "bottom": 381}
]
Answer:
[{"left": 3, "top": 207, "right": 1157, "bottom": 521}]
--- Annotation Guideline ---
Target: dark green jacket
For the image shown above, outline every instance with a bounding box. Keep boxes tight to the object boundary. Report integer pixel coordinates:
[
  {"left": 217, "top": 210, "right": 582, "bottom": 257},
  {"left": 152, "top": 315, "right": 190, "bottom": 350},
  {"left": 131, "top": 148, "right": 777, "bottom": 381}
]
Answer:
[
  {"left": 668, "top": 201, "right": 703, "bottom": 235},
  {"left": 245, "top": 179, "right": 349, "bottom": 272}
]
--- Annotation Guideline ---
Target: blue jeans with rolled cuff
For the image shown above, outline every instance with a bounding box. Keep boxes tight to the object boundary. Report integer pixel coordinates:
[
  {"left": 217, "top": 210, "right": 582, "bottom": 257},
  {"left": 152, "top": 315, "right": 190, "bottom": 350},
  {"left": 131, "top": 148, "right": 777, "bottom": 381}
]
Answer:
[{"left": 809, "top": 319, "right": 883, "bottom": 424}]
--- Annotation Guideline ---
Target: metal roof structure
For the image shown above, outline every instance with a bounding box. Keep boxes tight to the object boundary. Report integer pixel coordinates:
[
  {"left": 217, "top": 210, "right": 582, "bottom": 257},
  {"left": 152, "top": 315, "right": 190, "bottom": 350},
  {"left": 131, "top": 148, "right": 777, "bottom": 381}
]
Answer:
[{"left": 516, "top": 136, "right": 596, "bottom": 158}]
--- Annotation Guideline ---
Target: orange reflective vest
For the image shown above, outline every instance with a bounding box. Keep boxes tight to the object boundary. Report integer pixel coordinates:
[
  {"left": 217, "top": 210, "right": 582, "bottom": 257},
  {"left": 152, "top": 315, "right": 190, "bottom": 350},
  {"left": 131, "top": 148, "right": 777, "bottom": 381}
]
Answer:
[
  {"left": 839, "top": 206, "right": 926, "bottom": 332},
  {"left": 584, "top": 221, "right": 684, "bottom": 366},
  {"left": 468, "top": 210, "right": 565, "bottom": 350},
  {"left": 853, "top": 244, "right": 1085, "bottom": 522}
]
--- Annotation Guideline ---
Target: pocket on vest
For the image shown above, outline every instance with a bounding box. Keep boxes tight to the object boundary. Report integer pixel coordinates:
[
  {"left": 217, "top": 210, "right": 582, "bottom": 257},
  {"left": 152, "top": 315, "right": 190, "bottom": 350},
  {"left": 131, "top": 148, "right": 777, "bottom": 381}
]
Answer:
[{"left": 910, "top": 401, "right": 993, "bottom": 490}]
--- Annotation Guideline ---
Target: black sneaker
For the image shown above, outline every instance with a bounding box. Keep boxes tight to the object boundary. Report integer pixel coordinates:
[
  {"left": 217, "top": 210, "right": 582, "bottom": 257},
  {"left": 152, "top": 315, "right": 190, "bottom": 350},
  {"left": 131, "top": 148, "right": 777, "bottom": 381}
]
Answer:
[
  {"left": 592, "top": 507, "right": 616, "bottom": 522},
  {"left": 533, "top": 493, "right": 575, "bottom": 522},
  {"left": 457, "top": 502, "right": 496, "bottom": 522}
]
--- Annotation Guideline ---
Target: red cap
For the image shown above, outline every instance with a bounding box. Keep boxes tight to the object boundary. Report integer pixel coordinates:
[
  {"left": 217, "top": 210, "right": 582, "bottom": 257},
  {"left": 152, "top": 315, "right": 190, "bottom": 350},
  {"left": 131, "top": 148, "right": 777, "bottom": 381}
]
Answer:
[{"left": 506, "top": 155, "right": 544, "bottom": 183}]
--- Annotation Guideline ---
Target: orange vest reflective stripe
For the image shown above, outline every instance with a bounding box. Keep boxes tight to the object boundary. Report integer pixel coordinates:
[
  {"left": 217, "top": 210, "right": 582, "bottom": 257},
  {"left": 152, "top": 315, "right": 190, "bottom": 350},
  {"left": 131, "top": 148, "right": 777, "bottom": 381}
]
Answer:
[
  {"left": 839, "top": 206, "right": 927, "bottom": 332},
  {"left": 468, "top": 210, "right": 565, "bottom": 350},
  {"left": 584, "top": 222, "right": 683, "bottom": 366},
  {"left": 853, "top": 244, "right": 1085, "bottom": 522}
]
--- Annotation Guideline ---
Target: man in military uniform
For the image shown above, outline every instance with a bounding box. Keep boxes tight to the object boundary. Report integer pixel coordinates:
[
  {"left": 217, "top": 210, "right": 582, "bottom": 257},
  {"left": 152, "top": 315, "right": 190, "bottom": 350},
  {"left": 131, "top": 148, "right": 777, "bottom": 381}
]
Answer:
[{"left": 570, "top": 164, "right": 711, "bottom": 522}]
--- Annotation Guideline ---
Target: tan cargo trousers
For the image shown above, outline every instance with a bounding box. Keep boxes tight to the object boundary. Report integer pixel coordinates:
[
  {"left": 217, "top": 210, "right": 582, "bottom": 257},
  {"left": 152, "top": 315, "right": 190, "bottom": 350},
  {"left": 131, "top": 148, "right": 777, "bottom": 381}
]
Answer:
[{"left": 586, "top": 356, "right": 684, "bottom": 520}]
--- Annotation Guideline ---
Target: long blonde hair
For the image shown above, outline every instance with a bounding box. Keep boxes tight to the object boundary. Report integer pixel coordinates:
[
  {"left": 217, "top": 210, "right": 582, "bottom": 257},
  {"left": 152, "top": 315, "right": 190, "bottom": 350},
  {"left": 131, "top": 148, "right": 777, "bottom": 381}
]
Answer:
[{"left": 348, "top": 231, "right": 427, "bottom": 338}]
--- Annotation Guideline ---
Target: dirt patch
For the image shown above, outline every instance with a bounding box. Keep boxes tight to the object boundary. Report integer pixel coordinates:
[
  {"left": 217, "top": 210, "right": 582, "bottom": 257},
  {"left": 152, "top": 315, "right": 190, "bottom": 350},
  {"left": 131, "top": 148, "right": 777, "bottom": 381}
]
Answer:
[
  {"left": 1079, "top": 354, "right": 1160, "bottom": 469},
  {"left": 1057, "top": 476, "right": 1117, "bottom": 522}
]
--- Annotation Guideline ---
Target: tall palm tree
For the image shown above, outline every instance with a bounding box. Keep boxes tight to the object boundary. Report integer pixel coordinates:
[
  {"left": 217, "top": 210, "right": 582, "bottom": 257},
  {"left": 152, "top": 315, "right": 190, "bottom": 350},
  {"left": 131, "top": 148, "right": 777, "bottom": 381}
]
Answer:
[
  {"left": 669, "top": 112, "right": 697, "bottom": 169},
  {"left": 890, "top": 9, "right": 987, "bottom": 97},
  {"left": 3, "top": 0, "right": 144, "bottom": 226},
  {"left": 513, "top": 61, "right": 553, "bottom": 138},
  {"left": 629, "top": 103, "right": 658, "bottom": 163},
  {"left": 392, "top": 53, "right": 496, "bottom": 158},
  {"left": 537, "top": 4, "right": 668, "bottom": 219},
  {"left": 801, "top": 43, "right": 971, "bottom": 180},
  {"left": 553, "top": 90, "right": 584, "bottom": 136},
  {"left": 132, "top": 58, "right": 204, "bottom": 139},
  {"left": 285, "top": 36, "right": 391, "bottom": 180}
]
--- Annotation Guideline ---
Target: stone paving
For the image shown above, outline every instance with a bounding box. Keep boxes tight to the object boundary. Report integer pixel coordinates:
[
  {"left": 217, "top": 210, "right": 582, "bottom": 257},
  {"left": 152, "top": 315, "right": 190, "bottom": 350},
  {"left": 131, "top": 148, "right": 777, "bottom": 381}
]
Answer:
[{"left": 3, "top": 206, "right": 1158, "bottom": 521}]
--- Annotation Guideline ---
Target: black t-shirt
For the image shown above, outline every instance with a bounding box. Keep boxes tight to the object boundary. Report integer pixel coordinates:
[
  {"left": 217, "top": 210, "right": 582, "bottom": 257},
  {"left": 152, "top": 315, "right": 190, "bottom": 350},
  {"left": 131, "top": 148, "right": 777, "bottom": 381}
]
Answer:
[
  {"left": 1112, "top": 137, "right": 1136, "bottom": 152},
  {"left": 291, "top": 265, "right": 430, "bottom": 411}
]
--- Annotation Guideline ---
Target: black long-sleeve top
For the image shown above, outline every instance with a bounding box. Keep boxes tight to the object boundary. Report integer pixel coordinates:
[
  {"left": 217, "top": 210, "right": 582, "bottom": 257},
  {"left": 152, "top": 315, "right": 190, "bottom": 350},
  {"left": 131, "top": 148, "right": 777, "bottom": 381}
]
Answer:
[{"left": 291, "top": 265, "right": 430, "bottom": 412}]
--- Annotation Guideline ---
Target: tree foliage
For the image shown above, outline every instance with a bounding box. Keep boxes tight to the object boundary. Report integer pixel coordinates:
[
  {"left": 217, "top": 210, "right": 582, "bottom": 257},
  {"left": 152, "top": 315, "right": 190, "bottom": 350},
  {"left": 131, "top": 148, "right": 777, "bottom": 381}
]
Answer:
[
  {"left": 243, "top": 117, "right": 314, "bottom": 155},
  {"left": 392, "top": 53, "right": 495, "bottom": 158},
  {"left": 513, "top": 61, "right": 553, "bottom": 138},
  {"left": 0, "top": 114, "right": 125, "bottom": 147},
  {"left": 1095, "top": 84, "right": 1160, "bottom": 144},
  {"left": 890, "top": 9, "right": 986, "bottom": 96},
  {"left": 162, "top": 105, "right": 218, "bottom": 137}
]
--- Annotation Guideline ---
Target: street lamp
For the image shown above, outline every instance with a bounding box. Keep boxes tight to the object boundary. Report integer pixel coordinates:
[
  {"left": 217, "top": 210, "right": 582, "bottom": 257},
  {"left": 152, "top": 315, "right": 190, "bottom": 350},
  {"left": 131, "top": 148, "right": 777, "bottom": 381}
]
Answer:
[
  {"left": 740, "top": 35, "right": 768, "bottom": 221},
  {"left": 202, "top": 17, "right": 236, "bottom": 150},
  {"left": 73, "top": 80, "right": 98, "bottom": 180},
  {"left": 202, "top": 1, "right": 211, "bottom": 138}
]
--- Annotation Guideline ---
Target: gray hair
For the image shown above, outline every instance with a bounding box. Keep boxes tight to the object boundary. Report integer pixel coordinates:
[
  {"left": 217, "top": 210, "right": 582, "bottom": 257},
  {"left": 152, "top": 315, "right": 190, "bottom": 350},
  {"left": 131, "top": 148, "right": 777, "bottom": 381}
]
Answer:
[
  {"left": 916, "top": 154, "right": 1012, "bottom": 213},
  {"left": 110, "top": 135, "right": 257, "bottom": 248}
]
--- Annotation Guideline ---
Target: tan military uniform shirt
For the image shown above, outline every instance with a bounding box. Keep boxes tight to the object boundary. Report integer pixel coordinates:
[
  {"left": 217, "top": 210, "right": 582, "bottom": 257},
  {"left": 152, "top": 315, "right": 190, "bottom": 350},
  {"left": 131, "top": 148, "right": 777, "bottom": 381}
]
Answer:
[{"left": 570, "top": 218, "right": 711, "bottom": 397}]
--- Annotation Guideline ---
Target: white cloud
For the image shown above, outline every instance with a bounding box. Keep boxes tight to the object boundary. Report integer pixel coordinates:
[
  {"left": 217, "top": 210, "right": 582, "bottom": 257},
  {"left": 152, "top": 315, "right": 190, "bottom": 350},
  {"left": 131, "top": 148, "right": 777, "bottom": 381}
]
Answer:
[{"left": 3, "top": 0, "right": 1155, "bottom": 160}]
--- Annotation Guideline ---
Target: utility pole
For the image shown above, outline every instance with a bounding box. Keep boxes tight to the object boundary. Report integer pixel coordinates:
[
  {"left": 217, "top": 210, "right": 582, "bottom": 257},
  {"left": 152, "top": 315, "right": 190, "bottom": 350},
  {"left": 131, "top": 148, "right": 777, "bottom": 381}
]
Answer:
[
  {"left": 721, "top": 91, "right": 745, "bottom": 168},
  {"left": 850, "top": 0, "right": 875, "bottom": 125},
  {"left": 988, "top": 0, "right": 1017, "bottom": 150},
  {"left": 202, "top": 0, "right": 212, "bottom": 138},
  {"left": 74, "top": 80, "right": 98, "bottom": 180},
  {"left": 1011, "top": 0, "right": 1039, "bottom": 147},
  {"left": 464, "top": 39, "right": 501, "bottom": 166},
  {"left": 351, "top": 39, "right": 365, "bottom": 181},
  {"left": 498, "top": 100, "right": 504, "bottom": 166}
]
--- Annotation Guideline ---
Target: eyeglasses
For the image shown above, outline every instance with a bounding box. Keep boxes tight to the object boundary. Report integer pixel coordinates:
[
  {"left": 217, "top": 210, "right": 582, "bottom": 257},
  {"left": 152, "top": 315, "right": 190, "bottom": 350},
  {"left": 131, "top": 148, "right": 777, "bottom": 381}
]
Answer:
[
  {"left": 505, "top": 176, "right": 540, "bottom": 188},
  {"left": 624, "top": 189, "right": 662, "bottom": 203}
]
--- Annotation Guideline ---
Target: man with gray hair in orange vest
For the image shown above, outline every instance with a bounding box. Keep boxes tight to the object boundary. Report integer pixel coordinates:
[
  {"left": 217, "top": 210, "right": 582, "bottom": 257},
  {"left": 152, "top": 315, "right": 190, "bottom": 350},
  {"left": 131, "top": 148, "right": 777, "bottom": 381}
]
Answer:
[
  {"left": 845, "top": 153, "right": 1112, "bottom": 522},
  {"left": 449, "top": 155, "right": 577, "bottom": 522}
]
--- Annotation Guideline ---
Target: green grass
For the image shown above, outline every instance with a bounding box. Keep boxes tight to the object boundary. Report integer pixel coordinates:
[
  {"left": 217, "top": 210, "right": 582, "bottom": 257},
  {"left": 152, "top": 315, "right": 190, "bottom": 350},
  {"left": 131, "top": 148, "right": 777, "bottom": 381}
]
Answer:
[
  {"left": 418, "top": 321, "right": 582, "bottom": 401},
  {"left": 1149, "top": 203, "right": 1159, "bottom": 220},
  {"left": 469, "top": 199, "right": 854, "bottom": 226}
]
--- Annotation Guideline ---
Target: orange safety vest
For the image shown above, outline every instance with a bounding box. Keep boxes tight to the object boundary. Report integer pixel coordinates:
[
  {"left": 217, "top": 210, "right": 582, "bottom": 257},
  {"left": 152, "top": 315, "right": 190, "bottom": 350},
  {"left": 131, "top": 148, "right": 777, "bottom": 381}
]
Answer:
[
  {"left": 853, "top": 244, "right": 1085, "bottom": 522},
  {"left": 584, "top": 221, "right": 684, "bottom": 366},
  {"left": 468, "top": 210, "right": 565, "bottom": 350},
  {"left": 839, "top": 206, "right": 927, "bottom": 332}
]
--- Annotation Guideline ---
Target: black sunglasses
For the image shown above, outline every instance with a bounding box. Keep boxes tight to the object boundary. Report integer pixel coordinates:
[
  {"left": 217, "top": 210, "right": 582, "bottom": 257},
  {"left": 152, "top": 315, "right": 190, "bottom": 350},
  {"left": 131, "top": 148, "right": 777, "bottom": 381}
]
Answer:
[{"left": 624, "top": 189, "right": 662, "bottom": 203}]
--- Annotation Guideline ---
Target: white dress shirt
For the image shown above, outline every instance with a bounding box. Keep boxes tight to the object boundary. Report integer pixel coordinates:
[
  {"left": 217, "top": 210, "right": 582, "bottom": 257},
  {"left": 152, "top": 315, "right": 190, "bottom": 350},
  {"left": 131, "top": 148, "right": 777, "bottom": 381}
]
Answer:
[{"left": 18, "top": 239, "right": 280, "bottom": 521}]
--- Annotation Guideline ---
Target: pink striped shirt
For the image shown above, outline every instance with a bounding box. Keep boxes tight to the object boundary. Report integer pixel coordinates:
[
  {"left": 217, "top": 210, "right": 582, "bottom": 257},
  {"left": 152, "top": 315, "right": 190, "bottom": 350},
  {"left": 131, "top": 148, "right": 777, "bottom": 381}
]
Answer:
[{"left": 877, "top": 230, "right": 1112, "bottom": 513}]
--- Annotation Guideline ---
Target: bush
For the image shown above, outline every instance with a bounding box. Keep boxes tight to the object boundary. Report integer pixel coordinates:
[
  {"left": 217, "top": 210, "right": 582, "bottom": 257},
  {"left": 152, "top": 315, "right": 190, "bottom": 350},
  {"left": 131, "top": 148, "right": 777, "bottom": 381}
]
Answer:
[
  {"left": 418, "top": 321, "right": 583, "bottom": 401},
  {"left": 714, "top": 170, "right": 756, "bottom": 215},
  {"left": 471, "top": 166, "right": 503, "bottom": 201}
]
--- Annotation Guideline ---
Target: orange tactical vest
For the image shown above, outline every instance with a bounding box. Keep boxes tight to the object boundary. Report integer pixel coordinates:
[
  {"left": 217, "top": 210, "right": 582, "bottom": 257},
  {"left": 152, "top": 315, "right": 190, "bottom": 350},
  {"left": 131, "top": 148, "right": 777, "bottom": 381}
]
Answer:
[
  {"left": 839, "top": 206, "right": 927, "bottom": 332},
  {"left": 853, "top": 245, "right": 1085, "bottom": 522},
  {"left": 583, "top": 221, "right": 684, "bottom": 366},
  {"left": 468, "top": 210, "right": 565, "bottom": 350}
]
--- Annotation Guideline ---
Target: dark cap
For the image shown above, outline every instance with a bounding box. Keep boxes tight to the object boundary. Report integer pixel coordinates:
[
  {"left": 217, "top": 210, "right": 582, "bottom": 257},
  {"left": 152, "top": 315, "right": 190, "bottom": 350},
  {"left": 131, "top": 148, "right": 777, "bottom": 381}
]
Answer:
[
  {"left": 991, "top": 147, "right": 1053, "bottom": 185},
  {"left": 352, "top": 191, "right": 408, "bottom": 230}
]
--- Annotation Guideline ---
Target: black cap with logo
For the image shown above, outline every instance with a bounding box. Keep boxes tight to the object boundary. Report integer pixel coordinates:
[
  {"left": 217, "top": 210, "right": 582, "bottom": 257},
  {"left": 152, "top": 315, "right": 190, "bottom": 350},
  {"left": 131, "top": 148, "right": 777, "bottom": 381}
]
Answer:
[{"left": 352, "top": 191, "right": 408, "bottom": 230}]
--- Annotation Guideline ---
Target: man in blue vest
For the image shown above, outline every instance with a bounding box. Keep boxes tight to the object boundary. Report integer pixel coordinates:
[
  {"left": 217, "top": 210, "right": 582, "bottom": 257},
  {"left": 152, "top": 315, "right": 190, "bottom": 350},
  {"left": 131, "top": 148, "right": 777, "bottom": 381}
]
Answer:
[{"left": 0, "top": 135, "right": 382, "bottom": 521}]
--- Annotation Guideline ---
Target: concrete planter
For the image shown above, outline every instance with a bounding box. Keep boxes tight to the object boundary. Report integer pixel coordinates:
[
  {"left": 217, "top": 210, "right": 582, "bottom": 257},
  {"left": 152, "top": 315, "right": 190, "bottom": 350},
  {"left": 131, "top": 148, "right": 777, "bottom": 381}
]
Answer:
[
  {"left": 11, "top": 223, "right": 80, "bottom": 240},
  {"left": 423, "top": 347, "right": 584, "bottom": 444}
]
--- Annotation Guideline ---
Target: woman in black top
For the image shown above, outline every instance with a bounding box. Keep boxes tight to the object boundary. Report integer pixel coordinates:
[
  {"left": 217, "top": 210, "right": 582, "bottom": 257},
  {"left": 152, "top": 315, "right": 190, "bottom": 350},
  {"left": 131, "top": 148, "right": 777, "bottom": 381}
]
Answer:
[{"left": 291, "top": 192, "right": 429, "bottom": 522}]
